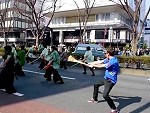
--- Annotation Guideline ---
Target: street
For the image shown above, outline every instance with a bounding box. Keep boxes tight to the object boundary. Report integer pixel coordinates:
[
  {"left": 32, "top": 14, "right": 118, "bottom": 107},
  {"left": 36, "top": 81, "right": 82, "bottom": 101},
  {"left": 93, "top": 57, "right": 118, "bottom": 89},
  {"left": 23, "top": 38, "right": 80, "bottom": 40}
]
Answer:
[{"left": 0, "top": 61, "right": 150, "bottom": 113}]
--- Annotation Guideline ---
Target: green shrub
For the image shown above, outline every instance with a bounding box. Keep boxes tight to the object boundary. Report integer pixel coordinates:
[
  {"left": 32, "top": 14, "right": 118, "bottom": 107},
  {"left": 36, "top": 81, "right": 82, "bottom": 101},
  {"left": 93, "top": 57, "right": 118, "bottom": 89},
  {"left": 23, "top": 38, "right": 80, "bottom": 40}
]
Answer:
[{"left": 117, "top": 56, "right": 150, "bottom": 65}]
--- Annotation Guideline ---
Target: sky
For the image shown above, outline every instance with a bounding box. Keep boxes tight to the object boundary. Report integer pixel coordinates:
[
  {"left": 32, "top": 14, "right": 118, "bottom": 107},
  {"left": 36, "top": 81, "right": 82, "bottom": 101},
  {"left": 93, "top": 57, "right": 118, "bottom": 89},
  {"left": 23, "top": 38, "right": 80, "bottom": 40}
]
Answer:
[{"left": 146, "top": 0, "right": 150, "bottom": 19}]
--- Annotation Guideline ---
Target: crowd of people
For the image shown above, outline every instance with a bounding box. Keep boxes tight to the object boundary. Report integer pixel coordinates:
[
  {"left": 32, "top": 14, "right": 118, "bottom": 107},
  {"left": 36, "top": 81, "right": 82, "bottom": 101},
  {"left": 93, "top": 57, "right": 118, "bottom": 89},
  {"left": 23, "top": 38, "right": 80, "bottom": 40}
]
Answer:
[
  {"left": 0, "top": 43, "right": 68, "bottom": 96},
  {"left": 3, "top": 42, "right": 150, "bottom": 113}
]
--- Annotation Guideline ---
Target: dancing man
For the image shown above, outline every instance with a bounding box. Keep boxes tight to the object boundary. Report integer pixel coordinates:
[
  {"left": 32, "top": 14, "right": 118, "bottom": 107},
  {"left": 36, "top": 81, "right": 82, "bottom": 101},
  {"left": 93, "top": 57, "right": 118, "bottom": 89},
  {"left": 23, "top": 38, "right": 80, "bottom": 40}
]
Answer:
[{"left": 88, "top": 49, "right": 120, "bottom": 113}]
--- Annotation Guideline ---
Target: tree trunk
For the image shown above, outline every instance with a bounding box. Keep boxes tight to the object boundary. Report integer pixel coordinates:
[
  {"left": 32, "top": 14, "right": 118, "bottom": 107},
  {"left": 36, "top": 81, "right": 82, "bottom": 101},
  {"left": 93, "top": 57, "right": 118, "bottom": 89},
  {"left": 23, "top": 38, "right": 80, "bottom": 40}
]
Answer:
[
  {"left": 35, "top": 36, "right": 39, "bottom": 47},
  {"left": 82, "top": 29, "right": 86, "bottom": 43},
  {"left": 131, "top": 37, "right": 138, "bottom": 55},
  {"left": 3, "top": 30, "right": 7, "bottom": 46}
]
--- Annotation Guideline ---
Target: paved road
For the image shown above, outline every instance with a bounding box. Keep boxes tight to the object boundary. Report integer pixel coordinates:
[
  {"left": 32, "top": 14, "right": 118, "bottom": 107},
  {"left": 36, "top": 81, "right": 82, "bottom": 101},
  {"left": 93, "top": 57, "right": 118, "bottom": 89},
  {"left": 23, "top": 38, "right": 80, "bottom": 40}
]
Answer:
[{"left": 0, "top": 61, "right": 150, "bottom": 113}]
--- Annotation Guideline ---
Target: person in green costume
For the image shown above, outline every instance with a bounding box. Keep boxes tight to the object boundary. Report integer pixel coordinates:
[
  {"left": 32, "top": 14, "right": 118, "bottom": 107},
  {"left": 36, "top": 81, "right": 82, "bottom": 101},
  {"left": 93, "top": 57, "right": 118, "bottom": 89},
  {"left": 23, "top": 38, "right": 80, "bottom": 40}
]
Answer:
[
  {"left": 44, "top": 45, "right": 64, "bottom": 84},
  {"left": 15, "top": 45, "right": 26, "bottom": 76}
]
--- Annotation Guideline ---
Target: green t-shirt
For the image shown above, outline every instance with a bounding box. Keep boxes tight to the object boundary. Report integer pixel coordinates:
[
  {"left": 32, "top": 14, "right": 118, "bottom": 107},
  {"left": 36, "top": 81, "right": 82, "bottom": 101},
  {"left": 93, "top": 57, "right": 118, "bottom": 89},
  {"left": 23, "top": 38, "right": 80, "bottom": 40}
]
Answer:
[{"left": 17, "top": 50, "right": 26, "bottom": 66}]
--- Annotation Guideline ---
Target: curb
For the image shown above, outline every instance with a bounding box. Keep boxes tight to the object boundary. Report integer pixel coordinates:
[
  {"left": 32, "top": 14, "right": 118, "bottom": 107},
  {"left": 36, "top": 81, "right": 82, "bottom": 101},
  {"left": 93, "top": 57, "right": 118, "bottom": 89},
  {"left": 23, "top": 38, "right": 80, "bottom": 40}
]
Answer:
[{"left": 120, "top": 68, "right": 150, "bottom": 77}]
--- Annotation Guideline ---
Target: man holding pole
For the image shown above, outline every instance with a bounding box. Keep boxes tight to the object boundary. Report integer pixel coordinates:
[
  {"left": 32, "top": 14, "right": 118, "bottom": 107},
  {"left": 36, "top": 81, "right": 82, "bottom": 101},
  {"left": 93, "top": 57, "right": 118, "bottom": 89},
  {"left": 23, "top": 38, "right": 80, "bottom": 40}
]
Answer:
[{"left": 87, "top": 49, "right": 120, "bottom": 113}]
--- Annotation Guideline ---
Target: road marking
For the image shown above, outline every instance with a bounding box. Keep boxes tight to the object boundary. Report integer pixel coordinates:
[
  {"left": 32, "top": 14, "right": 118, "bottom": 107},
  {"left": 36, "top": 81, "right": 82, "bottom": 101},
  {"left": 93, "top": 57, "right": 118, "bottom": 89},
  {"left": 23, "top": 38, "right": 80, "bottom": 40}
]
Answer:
[{"left": 23, "top": 69, "right": 76, "bottom": 80}]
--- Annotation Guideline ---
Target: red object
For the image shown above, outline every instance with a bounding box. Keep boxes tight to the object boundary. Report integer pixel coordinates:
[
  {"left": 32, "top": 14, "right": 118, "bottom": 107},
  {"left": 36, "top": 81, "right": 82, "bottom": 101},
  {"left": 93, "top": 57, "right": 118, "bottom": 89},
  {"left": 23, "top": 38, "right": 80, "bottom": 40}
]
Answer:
[{"left": 44, "top": 64, "right": 52, "bottom": 70}]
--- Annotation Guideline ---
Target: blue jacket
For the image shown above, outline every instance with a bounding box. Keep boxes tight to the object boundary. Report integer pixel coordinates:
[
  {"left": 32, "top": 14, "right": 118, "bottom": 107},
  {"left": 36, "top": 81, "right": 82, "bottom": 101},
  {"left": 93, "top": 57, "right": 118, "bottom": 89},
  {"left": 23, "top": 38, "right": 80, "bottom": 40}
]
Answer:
[{"left": 103, "top": 57, "right": 119, "bottom": 84}]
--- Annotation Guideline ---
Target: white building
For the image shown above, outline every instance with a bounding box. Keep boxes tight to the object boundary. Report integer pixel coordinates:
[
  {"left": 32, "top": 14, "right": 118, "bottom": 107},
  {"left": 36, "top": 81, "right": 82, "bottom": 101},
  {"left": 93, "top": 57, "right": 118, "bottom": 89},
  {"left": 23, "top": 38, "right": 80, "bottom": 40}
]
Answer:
[
  {"left": 46, "top": 0, "right": 138, "bottom": 47},
  {"left": 144, "top": 19, "right": 150, "bottom": 48}
]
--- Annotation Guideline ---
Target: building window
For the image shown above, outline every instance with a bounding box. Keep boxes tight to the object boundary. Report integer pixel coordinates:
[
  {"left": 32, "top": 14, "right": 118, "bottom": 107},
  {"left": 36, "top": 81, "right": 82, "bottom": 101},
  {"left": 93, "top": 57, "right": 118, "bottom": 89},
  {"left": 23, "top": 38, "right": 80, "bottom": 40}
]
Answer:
[
  {"left": 105, "top": 13, "right": 110, "bottom": 21},
  {"left": 95, "top": 30, "right": 108, "bottom": 39},
  {"left": 116, "top": 30, "right": 120, "bottom": 39}
]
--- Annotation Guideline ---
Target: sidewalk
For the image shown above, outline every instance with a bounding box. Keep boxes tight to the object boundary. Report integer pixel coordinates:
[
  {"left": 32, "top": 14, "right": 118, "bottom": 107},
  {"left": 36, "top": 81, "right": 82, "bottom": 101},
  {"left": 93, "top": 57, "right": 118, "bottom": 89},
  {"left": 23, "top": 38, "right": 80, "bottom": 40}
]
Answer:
[{"left": 0, "top": 94, "right": 71, "bottom": 113}]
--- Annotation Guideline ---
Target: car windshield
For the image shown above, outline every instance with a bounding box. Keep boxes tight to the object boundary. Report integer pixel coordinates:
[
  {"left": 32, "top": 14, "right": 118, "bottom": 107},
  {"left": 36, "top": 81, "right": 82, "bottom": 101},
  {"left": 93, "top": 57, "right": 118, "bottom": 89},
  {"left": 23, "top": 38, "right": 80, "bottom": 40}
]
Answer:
[{"left": 77, "top": 47, "right": 95, "bottom": 51}]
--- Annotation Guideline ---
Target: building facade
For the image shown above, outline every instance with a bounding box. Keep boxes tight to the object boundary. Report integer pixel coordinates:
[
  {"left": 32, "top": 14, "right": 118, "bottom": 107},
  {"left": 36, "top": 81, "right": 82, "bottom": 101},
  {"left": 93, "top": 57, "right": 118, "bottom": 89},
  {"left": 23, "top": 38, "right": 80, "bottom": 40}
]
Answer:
[
  {"left": 144, "top": 19, "right": 150, "bottom": 48},
  {"left": 0, "top": 0, "right": 32, "bottom": 44},
  {"left": 46, "top": 0, "right": 136, "bottom": 47},
  {"left": 46, "top": 0, "right": 146, "bottom": 48}
]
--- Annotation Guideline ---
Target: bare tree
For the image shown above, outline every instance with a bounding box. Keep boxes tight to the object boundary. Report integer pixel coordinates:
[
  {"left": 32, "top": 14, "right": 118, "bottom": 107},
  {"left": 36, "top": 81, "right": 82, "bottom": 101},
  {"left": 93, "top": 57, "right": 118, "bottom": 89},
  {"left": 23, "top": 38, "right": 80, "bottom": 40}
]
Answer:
[
  {"left": 73, "top": 0, "right": 96, "bottom": 43},
  {"left": 15, "top": 0, "right": 59, "bottom": 47},
  {"left": 110, "top": 0, "right": 150, "bottom": 53},
  {"left": 0, "top": 0, "right": 17, "bottom": 46}
]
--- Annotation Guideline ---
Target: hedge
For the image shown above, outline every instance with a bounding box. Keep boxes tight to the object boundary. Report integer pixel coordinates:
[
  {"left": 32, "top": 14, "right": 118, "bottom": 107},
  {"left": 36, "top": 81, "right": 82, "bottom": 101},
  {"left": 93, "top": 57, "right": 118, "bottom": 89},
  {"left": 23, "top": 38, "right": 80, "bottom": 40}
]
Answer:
[{"left": 117, "top": 56, "right": 150, "bottom": 64}]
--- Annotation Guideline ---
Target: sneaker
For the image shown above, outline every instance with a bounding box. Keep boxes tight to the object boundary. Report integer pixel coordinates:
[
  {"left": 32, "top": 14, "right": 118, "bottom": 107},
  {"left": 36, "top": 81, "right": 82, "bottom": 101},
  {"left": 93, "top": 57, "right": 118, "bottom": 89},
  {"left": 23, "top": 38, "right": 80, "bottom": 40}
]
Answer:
[
  {"left": 110, "top": 109, "right": 120, "bottom": 113},
  {"left": 88, "top": 98, "right": 98, "bottom": 103},
  {"left": 13, "top": 92, "right": 24, "bottom": 97},
  {"left": 0, "top": 89, "right": 6, "bottom": 92},
  {"left": 147, "top": 78, "right": 150, "bottom": 81}
]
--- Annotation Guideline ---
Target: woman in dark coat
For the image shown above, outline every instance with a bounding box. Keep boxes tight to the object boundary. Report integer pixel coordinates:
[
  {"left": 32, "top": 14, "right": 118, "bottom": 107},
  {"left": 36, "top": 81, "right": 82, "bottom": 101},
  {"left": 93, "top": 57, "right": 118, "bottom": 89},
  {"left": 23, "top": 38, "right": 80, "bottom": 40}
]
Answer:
[{"left": 0, "top": 46, "right": 23, "bottom": 96}]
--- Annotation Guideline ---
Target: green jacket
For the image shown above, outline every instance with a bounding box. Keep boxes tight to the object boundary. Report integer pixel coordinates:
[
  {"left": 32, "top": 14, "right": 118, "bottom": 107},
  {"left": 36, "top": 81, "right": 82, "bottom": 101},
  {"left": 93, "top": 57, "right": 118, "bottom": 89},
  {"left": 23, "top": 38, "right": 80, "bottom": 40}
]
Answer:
[
  {"left": 17, "top": 50, "right": 26, "bottom": 66},
  {"left": 49, "top": 50, "right": 60, "bottom": 69}
]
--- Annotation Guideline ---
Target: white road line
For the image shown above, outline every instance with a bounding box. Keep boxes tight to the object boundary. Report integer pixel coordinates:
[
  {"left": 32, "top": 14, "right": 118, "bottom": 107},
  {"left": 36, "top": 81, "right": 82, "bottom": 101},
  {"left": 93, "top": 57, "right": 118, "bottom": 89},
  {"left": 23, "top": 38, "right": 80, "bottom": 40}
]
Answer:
[{"left": 23, "top": 69, "right": 76, "bottom": 80}]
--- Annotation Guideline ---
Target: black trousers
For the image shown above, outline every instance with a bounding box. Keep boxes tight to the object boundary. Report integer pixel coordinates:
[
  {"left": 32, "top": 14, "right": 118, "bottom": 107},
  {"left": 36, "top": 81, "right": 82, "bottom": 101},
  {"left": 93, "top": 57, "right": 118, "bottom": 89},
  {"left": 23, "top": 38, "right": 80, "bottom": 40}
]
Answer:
[
  {"left": 44, "top": 66, "right": 64, "bottom": 83},
  {"left": 60, "top": 60, "right": 67, "bottom": 69},
  {"left": 15, "top": 62, "right": 25, "bottom": 76},
  {"left": 93, "top": 78, "right": 116, "bottom": 110},
  {"left": 82, "top": 64, "right": 95, "bottom": 75},
  {"left": 39, "top": 60, "right": 48, "bottom": 70}
]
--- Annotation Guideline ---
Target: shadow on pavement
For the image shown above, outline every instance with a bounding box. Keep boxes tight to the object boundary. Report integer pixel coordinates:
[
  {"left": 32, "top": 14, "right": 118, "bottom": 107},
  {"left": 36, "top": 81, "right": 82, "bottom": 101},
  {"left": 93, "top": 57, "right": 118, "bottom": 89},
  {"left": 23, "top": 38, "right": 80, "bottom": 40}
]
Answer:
[
  {"left": 129, "top": 101, "right": 150, "bottom": 113},
  {"left": 98, "top": 92, "right": 142, "bottom": 112}
]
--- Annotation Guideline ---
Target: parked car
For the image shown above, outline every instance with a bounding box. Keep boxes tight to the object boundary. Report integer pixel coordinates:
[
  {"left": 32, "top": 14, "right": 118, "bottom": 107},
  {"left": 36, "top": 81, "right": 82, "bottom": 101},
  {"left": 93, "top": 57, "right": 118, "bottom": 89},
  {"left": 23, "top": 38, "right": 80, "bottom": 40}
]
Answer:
[{"left": 72, "top": 44, "right": 105, "bottom": 60}]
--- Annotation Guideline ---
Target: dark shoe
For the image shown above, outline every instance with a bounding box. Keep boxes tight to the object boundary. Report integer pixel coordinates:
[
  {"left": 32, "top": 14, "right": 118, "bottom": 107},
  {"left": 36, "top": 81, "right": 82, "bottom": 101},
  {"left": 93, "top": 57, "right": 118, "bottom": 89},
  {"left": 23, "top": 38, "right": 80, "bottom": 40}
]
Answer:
[
  {"left": 88, "top": 98, "right": 98, "bottom": 103},
  {"left": 58, "top": 81, "right": 64, "bottom": 84},
  {"left": 44, "top": 75, "right": 48, "bottom": 78},
  {"left": 19, "top": 74, "right": 25, "bottom": 77},
  {"left": 82, "top": 72, "right": 87, "bottom": 74},
  {"left": 54, "top": 80, "right": 64, "bottom": 84},
  {"left": 46, "top": 78, "right": 51, "bottom": 81}
]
